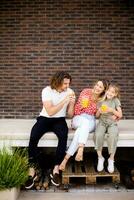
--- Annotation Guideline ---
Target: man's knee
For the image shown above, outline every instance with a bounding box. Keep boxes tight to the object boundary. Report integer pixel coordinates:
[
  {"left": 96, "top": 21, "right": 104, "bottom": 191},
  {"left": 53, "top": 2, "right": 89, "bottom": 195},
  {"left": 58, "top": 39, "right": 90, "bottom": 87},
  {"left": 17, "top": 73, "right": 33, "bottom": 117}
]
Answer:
[{"left": 56, "top": 125, "right": 68, "bottom": 137}]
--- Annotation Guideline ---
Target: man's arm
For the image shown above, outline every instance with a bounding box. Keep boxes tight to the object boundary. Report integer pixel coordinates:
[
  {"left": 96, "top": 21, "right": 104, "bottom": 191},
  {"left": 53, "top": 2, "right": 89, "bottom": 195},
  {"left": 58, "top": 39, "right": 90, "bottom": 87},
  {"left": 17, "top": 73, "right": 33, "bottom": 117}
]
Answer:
[
  {"left": 43, "top": 96, "right": 70, "bottom": 116},
  {"left": 43, "top": 95, "right": 70, "bottom": 116},
  {"left": 67, "top": 96, "right": 76, "bottom": 118}
]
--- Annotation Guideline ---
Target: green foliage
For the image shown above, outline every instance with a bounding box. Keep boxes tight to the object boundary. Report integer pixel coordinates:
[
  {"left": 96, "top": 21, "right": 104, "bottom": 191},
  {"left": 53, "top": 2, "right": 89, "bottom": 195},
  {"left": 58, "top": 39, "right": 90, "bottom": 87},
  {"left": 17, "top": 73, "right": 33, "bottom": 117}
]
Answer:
[{"left": 0, "top": 148, "right": 29, "bottom": 191}]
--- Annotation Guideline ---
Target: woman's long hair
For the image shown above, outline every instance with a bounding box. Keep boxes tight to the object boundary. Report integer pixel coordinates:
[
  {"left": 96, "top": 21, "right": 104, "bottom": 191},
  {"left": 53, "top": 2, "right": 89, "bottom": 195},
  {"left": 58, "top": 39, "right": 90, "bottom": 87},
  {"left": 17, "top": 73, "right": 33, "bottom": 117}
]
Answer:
[{"left": 95, "top": 79, "right": 110, "bottom": 102}]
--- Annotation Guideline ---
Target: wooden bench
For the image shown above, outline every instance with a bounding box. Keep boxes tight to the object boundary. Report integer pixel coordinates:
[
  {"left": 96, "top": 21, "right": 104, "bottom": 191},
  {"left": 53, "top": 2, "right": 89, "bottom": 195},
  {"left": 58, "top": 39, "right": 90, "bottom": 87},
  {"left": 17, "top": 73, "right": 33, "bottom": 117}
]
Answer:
[{"left": 0, "top": 119, "right": 134, "bottom": 149}]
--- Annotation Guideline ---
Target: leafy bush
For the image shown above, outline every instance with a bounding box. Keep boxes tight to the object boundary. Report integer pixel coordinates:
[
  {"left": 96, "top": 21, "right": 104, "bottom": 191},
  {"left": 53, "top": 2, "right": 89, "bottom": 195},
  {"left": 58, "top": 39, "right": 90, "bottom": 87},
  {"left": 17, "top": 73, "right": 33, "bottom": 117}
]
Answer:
[{"left": 0, "top": 148, "right": 29, "bottom": 191}]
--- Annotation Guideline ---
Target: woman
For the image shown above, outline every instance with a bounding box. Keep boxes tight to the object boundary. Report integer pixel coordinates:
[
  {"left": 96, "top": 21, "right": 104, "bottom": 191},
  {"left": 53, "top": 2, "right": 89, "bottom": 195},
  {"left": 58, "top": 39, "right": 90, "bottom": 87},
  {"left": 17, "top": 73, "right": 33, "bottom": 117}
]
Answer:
[{"left": 59, "top": 79, "right": 109, "bottom": 171}]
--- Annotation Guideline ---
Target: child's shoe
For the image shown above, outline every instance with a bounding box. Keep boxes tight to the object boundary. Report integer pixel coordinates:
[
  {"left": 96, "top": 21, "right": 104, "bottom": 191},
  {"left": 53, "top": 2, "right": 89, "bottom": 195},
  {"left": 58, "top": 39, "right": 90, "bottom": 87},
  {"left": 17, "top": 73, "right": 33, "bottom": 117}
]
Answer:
[
  {"left": 97, "top": 157, "right": 105, "bottom": 172},
  {"left": 107, "top": 158, "right": 114, "bottom": 173}
]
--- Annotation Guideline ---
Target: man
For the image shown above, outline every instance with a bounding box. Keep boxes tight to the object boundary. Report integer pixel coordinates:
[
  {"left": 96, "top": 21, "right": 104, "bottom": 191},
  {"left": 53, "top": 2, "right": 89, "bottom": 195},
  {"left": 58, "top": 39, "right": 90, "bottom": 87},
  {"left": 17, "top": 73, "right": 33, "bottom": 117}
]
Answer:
[{"left": 25, "top": 71, "right": 75, "bottom": 188}]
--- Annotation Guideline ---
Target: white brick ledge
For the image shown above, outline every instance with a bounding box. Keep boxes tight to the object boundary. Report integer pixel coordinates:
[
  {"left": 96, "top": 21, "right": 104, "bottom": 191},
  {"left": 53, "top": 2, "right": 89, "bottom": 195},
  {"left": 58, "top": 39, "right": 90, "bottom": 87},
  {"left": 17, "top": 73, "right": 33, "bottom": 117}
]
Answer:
[{"left": 0, "top": 119, "right": 134, "bottom": 148}]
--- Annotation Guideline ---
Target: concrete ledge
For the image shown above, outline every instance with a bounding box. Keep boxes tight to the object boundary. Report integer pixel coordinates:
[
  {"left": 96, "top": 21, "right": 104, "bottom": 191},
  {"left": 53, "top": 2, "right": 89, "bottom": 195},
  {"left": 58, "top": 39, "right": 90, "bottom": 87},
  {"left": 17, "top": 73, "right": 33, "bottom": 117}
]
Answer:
[{"left": 0, "top": 119, "right": 134, "bottom": 148}]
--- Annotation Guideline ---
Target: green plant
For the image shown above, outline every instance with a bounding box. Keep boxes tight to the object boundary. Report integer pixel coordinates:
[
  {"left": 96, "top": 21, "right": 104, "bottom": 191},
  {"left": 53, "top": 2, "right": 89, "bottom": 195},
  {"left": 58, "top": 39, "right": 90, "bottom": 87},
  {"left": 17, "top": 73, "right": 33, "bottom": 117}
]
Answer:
[{"left": 0, "top": 148, "right": 29, "bottom": 191}]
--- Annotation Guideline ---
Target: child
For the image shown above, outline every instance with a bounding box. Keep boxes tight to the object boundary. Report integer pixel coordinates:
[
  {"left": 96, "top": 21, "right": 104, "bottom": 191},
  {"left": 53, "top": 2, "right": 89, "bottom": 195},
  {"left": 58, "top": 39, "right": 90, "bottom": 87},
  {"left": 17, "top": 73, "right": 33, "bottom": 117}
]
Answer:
[{"left": 94, "top": 84, "right": 122, "bottom": 173}]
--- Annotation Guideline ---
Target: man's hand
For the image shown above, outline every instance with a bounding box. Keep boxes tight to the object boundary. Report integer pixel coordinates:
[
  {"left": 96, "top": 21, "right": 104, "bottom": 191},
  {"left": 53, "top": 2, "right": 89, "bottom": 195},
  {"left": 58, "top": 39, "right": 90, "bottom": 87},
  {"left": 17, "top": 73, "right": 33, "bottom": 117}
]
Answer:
[
  {"left": 69, "top": 93, "right": 76, "bottom": 104},
  {"left": 65, "top": 93, "right": 76, "bottom": 104},
  {"left": 67, "top": 92, "right": 76, "bottom": 118}
]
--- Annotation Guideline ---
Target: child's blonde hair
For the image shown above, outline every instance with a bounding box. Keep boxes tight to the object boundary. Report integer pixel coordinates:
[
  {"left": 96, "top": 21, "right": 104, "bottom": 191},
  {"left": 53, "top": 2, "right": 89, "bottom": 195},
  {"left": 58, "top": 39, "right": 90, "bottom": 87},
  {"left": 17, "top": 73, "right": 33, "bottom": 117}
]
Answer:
[{"left": 108, "top": 84, "right": 120, "bottom": 99}]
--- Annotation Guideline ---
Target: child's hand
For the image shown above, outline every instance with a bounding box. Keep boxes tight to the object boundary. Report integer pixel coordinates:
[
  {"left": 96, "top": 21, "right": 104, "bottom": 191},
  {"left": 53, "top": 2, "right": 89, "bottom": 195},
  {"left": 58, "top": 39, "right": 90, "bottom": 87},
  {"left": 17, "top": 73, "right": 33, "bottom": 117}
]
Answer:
[
  {"left": 100, "top": 105, "right": 113, "bottom": 113},
  {"left": 98, "top": 108, "right": 103, "bottom": 114},
  {"left": 106, "top": 107, "right": 113, "bottom": 113},
  {"left": 100, "top": 104, "right": 108, "bottom": 113}
]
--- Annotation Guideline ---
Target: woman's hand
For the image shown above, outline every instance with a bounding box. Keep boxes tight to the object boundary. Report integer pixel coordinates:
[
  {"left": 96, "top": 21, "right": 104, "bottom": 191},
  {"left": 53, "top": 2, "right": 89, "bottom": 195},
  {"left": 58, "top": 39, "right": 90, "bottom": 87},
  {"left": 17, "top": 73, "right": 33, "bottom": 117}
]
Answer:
[{"left": 111, "top": 115, "right": 117, "bottom": 121}]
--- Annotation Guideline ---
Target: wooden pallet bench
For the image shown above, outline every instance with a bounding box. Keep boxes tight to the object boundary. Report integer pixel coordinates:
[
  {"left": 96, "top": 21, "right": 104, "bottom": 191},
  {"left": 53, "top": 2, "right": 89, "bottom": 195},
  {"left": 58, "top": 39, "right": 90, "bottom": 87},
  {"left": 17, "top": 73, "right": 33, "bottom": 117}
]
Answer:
[
  {"left": 62, "top": 158, "right": 120, "bottom": 185},
  {"left": 131, "top": 169, "right": 134, "bottom": 182}
]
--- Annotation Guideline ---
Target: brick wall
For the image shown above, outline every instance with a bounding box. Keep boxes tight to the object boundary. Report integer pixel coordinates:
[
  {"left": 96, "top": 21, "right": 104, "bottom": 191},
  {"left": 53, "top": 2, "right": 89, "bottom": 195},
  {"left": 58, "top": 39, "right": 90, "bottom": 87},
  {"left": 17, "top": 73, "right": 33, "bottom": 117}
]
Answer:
[{"left": 0, "top": 0, "right": 134, "bottom": 119}]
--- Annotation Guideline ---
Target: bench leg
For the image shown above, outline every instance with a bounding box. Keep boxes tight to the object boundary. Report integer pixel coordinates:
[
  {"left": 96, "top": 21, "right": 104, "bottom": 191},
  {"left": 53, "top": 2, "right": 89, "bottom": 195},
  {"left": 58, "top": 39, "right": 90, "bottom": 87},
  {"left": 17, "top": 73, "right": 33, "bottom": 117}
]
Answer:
[
  {"left": 62, "top": 177, "right": 69, "bottom": 184},
  {"left": 86, "top": 176, "right": 96, "bottom": 184},
  {"left": 112, "top": 176, "right": 120, "bottom": 184}
]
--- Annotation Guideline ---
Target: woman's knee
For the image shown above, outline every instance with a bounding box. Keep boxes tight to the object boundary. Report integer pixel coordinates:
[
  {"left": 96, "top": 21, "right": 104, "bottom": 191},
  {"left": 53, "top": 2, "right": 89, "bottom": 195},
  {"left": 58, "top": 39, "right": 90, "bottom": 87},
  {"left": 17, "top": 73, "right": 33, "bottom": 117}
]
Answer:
[
  {"left": 72, "top": 115, "right": 82, "bottom": 129},
  {"left": 87, "top": 120, "right": 96, "bottom": 132},
  {"left": 78, "top": 117, "right": 90, "bottom": 128}
]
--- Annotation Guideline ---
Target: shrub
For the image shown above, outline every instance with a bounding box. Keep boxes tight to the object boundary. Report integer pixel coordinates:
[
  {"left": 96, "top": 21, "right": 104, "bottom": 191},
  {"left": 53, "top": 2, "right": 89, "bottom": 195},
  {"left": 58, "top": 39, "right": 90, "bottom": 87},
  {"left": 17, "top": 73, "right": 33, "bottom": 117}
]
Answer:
[{"left": 0, "top": 148, "right": 29, "bottom": 191}]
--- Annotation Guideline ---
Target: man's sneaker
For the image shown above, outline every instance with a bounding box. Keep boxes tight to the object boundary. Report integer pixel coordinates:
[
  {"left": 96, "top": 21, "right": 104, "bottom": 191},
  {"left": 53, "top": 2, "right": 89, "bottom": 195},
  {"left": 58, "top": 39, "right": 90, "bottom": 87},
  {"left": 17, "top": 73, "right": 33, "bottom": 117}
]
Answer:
[
  {"left": 107, "top": 158, "right": 114, "bottom": 173},
  {"left": 97, "top": 157, "right": 105, "bottom": 172},
  {"left": 25, "top": 173, "right": 37, "bottom": 189},
  {"left": 50, "top": 173, "right": 60, "bottom": 186}
]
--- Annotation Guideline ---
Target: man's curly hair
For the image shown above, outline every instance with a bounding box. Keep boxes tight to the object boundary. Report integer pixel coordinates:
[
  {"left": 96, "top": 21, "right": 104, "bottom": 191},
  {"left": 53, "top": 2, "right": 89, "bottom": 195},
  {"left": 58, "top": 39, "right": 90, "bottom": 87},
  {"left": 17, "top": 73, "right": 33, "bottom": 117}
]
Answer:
[{"left": 50, "top": 71, "right": 72, "bottom": 89}]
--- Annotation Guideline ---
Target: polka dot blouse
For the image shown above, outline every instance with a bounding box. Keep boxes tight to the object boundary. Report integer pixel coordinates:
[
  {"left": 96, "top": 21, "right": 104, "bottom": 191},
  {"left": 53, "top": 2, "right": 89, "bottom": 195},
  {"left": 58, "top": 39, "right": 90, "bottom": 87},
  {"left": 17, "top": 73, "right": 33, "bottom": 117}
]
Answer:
[{"left": 74, "top": 88, "right": 97, "bottom": 116}]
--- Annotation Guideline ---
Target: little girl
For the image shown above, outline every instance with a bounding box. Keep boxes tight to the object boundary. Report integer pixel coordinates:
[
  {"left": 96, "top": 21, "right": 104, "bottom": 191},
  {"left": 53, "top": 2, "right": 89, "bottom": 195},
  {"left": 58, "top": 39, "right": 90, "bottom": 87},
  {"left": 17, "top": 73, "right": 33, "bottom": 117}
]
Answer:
[{"left": 94, "top": 84, "right": 122, "bottom": 173}]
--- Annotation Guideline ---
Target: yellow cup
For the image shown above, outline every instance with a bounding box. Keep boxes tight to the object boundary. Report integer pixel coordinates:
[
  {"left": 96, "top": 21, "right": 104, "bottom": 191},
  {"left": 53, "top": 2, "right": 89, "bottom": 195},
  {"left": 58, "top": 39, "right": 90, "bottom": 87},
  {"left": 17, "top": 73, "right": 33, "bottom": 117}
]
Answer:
[
  {"left": 101, "top": 104, "right": 108, "bottom": 112},
  {"left": 81, "top": 98, "right": 89, "bottom": 108}
]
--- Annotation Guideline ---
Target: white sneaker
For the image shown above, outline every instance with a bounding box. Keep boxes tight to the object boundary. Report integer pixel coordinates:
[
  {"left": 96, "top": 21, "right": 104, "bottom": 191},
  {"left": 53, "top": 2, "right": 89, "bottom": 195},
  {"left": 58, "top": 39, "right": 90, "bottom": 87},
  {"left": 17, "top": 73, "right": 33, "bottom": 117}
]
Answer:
[
  {"left": 107, "top": 159, "right": 114, "bottom": 173},
  {"left": 97, "top": 157, "right": 105, "bottom": 172}
]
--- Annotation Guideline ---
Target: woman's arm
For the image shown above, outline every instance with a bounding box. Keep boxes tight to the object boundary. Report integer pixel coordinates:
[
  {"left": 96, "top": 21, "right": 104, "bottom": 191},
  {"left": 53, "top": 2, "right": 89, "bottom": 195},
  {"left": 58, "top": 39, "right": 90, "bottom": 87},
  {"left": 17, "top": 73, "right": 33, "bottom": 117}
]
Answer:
[
  {"left": 74, "top": 89, "right": 90, "bottom": 115},
  {"left": 107, "top": 106, "right": 123, "bottom": 119},
  {"left": 96, "top": 108, "right": 101, "bottom": 118}
]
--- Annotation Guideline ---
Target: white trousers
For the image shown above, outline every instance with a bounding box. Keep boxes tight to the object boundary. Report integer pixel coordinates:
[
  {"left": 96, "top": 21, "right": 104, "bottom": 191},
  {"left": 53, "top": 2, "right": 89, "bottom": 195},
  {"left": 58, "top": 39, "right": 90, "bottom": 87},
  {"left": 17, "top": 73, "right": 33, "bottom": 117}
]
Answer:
[{"left": 67, "top": 113, "right": 95, "bottom": 156}]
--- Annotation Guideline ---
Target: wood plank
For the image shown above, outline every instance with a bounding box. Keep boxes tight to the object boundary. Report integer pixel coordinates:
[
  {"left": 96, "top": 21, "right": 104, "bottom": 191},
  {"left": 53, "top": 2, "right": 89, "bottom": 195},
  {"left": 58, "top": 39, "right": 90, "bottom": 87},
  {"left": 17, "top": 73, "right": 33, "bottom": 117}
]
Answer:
[
  {"left": 63, "top": 162, "right": 72, "bottom": 175},
  {"left": 62, "top": 157, "right": 120, "bottom": 185}
]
